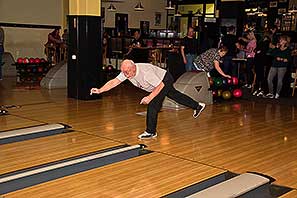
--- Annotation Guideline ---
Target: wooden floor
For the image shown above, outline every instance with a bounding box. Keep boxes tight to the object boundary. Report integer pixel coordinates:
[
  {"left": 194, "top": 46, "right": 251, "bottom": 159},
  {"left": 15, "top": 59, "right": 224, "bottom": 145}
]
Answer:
[
  {"left": 1, "top": 77, "right": 297, "bottom": 197},
  {"left": 280, "top": 190, "right": 297, "bottom": 198}
]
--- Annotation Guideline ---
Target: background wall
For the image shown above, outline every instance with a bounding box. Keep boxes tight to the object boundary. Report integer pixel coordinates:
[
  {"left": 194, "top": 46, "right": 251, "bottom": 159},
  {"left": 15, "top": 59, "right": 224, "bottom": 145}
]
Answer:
[
  {"left": 289, "top": 0, "right": 297, "bottom": 7},
  {"left": 102, "top": 0, "right": 167, "bottom": 29},
  {"left": 0, "top": 0, "right": 167, "bottom": 59},
  {"left": 0, "top": 0, "right": 63, "bottom": 58}
]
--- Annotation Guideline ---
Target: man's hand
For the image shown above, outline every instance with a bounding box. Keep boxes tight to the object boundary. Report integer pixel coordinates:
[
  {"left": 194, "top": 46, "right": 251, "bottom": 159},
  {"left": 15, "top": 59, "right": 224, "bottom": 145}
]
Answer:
[
  {"left": 90, "top": 88, "right": 101, "bottom": 95},
  {"left": 140, "top": 96, "right": 151, "bottom": 105},
  {"left": 225, "top": 74, "right": 232, "bottom": 79}
]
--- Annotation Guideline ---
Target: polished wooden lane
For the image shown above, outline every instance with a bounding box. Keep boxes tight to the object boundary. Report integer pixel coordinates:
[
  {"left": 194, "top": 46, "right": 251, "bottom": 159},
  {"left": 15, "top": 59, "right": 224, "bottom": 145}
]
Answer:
[
  {"left": 1, "top": 79, "right": 297, "bottom": 194},
  {"left": 0, "top": 77, "right": 66, "bottom": 106},
  {"left": 0, "top": 132, "right": 122, "bottom": 175},
  {"left": 280, "top": 190, "right": 297, "bottom": 198},
  {"left": 4, "top": 152, "right": 225, "bottom": 198},
  {"left": 0, "top": 115, "right": 42, "bottom": 131}
]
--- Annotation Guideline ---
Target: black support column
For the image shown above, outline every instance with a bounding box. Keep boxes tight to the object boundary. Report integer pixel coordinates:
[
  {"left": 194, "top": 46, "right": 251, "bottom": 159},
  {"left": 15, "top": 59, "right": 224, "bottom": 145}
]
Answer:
[{"left": 67, "top": 16, "right": 102, "bottom": 100}]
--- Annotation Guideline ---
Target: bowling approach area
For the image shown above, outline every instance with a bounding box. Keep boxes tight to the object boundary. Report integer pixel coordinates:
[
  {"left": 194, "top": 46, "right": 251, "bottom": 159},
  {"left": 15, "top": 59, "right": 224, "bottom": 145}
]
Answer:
[{"left": 1, "top": 78, "right": 297, "bottom": 197}]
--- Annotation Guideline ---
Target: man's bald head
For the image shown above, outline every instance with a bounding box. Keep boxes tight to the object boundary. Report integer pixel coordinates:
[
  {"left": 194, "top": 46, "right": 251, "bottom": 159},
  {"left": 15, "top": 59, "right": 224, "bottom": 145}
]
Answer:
[{"left": 120, "top": 59, "right": 136, "bottom": 79}]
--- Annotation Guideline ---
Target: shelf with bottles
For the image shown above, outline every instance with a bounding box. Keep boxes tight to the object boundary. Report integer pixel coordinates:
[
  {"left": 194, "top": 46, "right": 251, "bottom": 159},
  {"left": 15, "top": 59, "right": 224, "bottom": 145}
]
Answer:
[{"left": 281, "top": 13, "right": 296, "bottom": 31}]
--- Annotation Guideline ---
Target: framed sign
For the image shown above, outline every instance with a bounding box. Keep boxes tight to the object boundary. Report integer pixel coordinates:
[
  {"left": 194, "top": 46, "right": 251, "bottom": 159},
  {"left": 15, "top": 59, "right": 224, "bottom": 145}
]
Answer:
[
  {"left": 278, "top": 8, "right": 287, "bottom": 15},
  {"left": 140, "top": 21, "right": 150, "bottom": 36},
  {"left": 269, "top": 1, "right": 278, "bottom": 8},
  {"left": 155, "top": 12, "right": 161, "bottom": 26}
]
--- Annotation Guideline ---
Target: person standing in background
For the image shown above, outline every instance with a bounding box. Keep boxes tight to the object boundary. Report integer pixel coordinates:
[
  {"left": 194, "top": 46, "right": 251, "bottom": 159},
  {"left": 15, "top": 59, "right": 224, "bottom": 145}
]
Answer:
[
  {"left": 270, "top": 25, "right": 280, "bottom": 46},
  {"left": 221, "top": 26, "right": 238, "bottom": 76},
  {"left": 125, "top": 30, "right": 146, "bottom": 63},
  {"left": 0, "top": 26, "right": 4, "bottom": 80},
  {"left": 102, "top": 31, "right": 110, "bottom": 66},
  {"left": 238, "top": 30, "right": 257, "bottom": 88},
  {"left": 252, "top": 31, "right": 271, "bottom": 97},
  {"left": 181, "top": 27, "right": 199, "bottom": 71},
  {"left": 265, "top": 35, "right": 292, "bottom": 99}
]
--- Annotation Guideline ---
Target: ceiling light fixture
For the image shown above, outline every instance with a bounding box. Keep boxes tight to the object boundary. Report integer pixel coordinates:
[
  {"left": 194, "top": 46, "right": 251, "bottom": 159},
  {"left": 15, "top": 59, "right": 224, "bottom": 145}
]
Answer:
[
  {"left": 194, "top": 9, "right": 202, "bottom": 17},
  {"left": 174, "top": 11, "right": 182, "bottom": 17},
  {"left": 165, "top": 1, "right": 175, "bottom": 10},
  {"left": 134, "top": 1, "right": 144, "bottom": 11},
  {"left": 107, "top": 3, "right": 116, "bottom": 12},
  {"left": 253, "top": 6, "right": 263, "bottom": 15}
]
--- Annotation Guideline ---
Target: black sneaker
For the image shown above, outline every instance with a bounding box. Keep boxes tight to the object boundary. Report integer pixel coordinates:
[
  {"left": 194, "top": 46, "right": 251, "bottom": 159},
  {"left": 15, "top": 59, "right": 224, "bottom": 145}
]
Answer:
[
  {"left": 138, "top": 131, "right": 157, "bottom": 139},
  {"left": 193, "top": 102, "right": 206, "bottom": 118}
]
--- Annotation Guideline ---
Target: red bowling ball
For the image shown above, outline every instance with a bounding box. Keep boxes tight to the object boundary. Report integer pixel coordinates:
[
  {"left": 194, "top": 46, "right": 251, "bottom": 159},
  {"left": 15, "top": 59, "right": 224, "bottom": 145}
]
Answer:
[
  {"left": 232, "top": 76, "right": 239, "bottom": 85},
  {"left": 17, "top": 58, "right": 23, "bottom": 64},
  {"left": 34, "top": 58, "right": 41, "bottom": 64},
  {"left": 23, "top": 58, "right": 29, "bottom": 64},
  {"left": 233, "top": 89, "right": 243, "bottom": 98},
  {"left": 29, "top": 58, "right": 35, "bottom": 64}
]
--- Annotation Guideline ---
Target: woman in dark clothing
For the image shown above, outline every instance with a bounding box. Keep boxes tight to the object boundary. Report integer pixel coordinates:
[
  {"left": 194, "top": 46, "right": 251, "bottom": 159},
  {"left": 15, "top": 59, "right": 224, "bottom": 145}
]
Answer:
[
  {"left": 265, "top": 35, "right": 292, "bottom": 99},
  {"left": 253, "top": 32, "right": 271, "bottom": 96}
]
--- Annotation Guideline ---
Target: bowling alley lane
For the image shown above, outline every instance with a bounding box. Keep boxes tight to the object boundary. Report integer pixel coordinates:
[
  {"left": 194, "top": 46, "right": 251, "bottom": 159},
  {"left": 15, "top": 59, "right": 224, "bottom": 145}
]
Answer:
[
  {"left": 0, "top": 131, "right": 122, "bottom": 175},
  {"left": 3, "top": 152, "right": 225, "bottom": 198},
  {"left": 0, "top": 115, "right": 42, "bottom": 132}
]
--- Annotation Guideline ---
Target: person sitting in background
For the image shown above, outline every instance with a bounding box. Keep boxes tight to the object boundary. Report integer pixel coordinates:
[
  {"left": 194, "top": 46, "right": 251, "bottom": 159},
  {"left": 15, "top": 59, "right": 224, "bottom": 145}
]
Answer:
[
  {"left": 265, "top": 35, "right": 292, "bottom": 99},
  {"left": 130, "top": 30, "right": 144, "bottom": 48},
  {"left": 193, "top": 46, "right": 231, "bottom": 79},
  {"left": 45, "top": 28, "right": 62, "bottom": 64},
  {"left": 60, "top": 29, "right": 68, "bottom": 61},
  {"left": 62, "top": 29, "right": 68, "bottom": 45},
  {"left": 125, "top": 30, "right": 146, "bottom": 63},
  {"left": 235, "top": 40, "right": 246, "bottom": 59}
]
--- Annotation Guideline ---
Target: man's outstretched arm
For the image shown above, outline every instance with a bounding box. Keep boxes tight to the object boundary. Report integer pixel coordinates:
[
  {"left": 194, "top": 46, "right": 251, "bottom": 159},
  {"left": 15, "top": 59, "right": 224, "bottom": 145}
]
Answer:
[{"left": 90, "top": 78, "right": 122, "bottom": 95}]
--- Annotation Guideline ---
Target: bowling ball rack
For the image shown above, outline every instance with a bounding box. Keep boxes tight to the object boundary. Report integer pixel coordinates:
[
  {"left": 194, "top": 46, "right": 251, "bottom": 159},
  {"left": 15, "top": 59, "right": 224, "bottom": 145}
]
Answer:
[{"left": 14, "top": 59, "right": 52, "bottom": 86}]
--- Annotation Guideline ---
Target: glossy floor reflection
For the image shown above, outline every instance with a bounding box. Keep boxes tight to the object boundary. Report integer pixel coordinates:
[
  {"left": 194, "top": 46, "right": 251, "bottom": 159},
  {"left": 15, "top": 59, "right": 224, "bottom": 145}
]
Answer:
[{"left": 1, "top": 77, "right": 297, "bottom": 197}]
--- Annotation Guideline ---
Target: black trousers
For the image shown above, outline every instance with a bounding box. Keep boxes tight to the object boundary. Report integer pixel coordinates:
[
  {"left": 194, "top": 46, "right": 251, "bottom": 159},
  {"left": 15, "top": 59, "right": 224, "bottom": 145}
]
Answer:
[
  {"left": 254, "top": 54, "right": 266, "bottom": 90},
  {"left": 246, "top": 58, "right": 255, "bottom": 85},
  {"left": 146, "top": 72, "right": 199, "bottom": 134}
]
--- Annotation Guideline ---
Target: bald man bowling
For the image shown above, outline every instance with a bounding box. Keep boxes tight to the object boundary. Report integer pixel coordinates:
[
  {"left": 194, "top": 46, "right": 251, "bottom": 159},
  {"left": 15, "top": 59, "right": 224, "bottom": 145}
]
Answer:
[{"left": 90, "top": 59, "right": 205, "bottom": 139}]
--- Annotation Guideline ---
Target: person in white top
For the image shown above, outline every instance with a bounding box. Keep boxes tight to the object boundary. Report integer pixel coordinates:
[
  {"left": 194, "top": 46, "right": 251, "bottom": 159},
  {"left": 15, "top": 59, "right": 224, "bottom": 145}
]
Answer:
[{"left": 90, "top": 59, "right": 206, "bottom": 139}]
